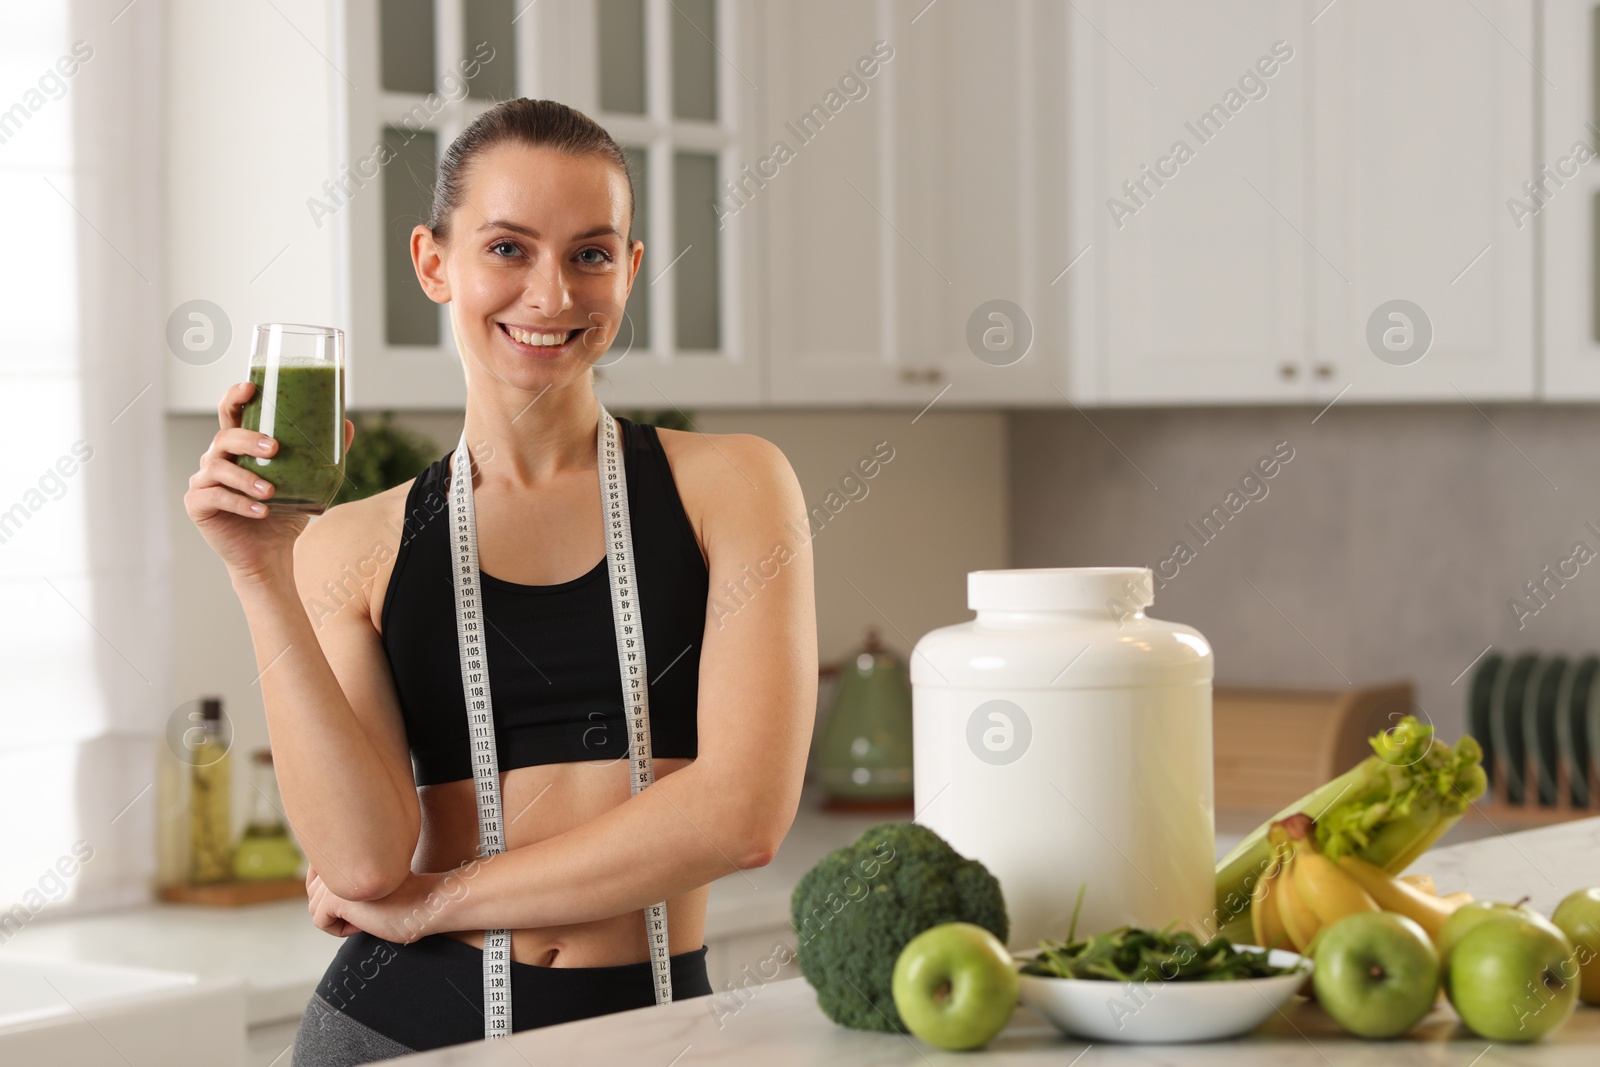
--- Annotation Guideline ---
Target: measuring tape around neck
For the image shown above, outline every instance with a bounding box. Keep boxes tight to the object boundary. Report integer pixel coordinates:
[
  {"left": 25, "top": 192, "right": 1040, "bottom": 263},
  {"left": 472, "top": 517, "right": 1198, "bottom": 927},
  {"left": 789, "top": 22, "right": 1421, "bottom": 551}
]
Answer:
[{"left": 447, "top": 401, "right": 673, "bottom": 1041}]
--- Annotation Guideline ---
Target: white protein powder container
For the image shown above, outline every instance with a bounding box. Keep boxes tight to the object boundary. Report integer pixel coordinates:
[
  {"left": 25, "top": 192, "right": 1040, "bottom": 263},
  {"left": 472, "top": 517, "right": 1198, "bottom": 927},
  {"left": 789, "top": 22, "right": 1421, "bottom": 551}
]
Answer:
[{"left": 910, "top": 567, "right": 1215, "bottom": 950}]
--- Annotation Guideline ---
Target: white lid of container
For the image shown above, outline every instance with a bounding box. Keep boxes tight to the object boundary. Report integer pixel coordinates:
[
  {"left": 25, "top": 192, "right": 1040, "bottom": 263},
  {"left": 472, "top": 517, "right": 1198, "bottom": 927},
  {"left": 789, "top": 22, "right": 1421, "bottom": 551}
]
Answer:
[
  {"left": 916, "top": 566, "right": 1210, "bottom": 689},
  {"left": 969, "top": 567, "right": 1153, "bottom": 613}
]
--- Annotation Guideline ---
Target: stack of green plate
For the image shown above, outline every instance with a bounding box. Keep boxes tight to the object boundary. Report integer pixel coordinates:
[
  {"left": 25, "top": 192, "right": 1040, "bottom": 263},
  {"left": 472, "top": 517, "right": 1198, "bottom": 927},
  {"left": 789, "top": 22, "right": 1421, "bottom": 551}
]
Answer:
[{"left": 1468, "top": 652, "right": 1597, "bottom": 808}]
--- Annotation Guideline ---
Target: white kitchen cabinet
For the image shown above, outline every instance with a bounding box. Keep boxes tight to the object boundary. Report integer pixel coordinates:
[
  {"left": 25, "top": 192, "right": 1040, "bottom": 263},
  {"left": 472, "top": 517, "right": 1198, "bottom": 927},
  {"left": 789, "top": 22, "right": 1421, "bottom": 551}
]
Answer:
[
  {"left": 762, "top": 0, "right": 1069, "bottom": 407},
  {"left": 1308, "top": 0, "right": 1534, "bottom": 401},
  {"left": 1068, "top": 0, "right": 1535, "bottom": 405},
  {"left": 162, "top": 0, "right": 1551, "bottom": 414},
  {"left": 1540, "top": 0, "right": 1600, "bottom": 399},
  {"left": 1066, "top": 0, "right": 1310, "bottom": 404},
  {"left": 163, "top": 0, "right": 763, "bottom": 413}
]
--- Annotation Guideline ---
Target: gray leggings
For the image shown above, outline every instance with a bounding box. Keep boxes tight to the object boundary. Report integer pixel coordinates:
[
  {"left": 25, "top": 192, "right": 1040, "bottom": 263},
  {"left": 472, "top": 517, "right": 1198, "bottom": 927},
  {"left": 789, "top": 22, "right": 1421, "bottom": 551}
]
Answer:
[
  {"left": 287, "top": 932, "right": 713, "bottom": 1064},
  {"left": 291, "top": 992, "right": 414, "bottom": 1066}
]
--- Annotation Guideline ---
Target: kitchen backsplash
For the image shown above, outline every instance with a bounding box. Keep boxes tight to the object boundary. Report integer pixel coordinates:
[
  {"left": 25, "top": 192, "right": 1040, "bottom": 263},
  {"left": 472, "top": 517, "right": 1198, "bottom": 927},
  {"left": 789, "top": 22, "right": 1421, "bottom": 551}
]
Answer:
[{"left": 1011, "top": 402, "right": 1600, "bottom": 742}]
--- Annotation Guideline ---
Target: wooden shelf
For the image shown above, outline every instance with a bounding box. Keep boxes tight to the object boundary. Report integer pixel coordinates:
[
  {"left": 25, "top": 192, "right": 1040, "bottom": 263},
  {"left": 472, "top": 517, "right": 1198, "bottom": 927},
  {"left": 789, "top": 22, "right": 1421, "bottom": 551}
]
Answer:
[{"left": 158, "top": 878, "right": 305, "bottom": 907}]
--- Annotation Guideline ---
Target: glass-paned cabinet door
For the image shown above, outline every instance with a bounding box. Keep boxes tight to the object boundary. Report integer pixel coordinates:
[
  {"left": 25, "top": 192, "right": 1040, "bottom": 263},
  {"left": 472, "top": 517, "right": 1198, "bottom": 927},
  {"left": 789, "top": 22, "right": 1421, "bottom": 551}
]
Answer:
[
  {"left": 463, "top": 0, "right": 517, "bottom": 101},
  {"left": 552, "top": 0, "right": 760, "bottom": 406},
  {"left": 380, "top": 0, "right": 435, "bottom": 92},
  {"left": 671, "top": 0, "right": 717, "bottom": 120},
  {"left": 599, "top": 0, "right": 647, "bottom": 114},
  {"left": 340, "top": 0, "right": 524, "bottom": 408},
  {"left": 619, "top": 143, "right": 651, "bottom": 351},
  {"left": 674, "top": 149, "right": 720, "bottom": 350},
  {"left": 338, "top": 0, "right": 760, "bottom": 409}
]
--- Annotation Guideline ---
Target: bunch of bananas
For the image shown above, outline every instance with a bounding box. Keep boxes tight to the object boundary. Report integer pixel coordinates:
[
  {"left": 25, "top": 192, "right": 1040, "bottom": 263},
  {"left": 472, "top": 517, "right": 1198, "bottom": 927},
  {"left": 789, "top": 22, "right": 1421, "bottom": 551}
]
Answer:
[
  {"left": 1251, "top": 813, "right": 1471, "bottom": 956},
  {"left": 1215, "top": 716, "right": 1484, "bottom": 945}
]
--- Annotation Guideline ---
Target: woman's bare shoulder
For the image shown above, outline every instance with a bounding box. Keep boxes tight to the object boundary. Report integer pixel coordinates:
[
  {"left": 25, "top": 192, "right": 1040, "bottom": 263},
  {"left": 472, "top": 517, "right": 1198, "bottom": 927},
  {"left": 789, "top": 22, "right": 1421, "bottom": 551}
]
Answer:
[
  {"left": 654, "top": 426, "right": 794, "bottom": 477},
  {"left": 292, "top": 473, "right": 430, "bottom": 631},
  {"left": 296, "top": 478, "right": 414, "bottom": 556},
  {"left": 653, "top": 427, "right": 802, "bottom": 563}
]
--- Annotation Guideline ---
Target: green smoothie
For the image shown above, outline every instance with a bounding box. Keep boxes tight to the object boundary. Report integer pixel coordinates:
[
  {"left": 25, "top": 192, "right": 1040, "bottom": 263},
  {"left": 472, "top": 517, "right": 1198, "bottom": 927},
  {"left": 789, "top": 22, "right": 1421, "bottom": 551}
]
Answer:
[{"left": 235, "top": 361, "right": 344, "bottom": 512}]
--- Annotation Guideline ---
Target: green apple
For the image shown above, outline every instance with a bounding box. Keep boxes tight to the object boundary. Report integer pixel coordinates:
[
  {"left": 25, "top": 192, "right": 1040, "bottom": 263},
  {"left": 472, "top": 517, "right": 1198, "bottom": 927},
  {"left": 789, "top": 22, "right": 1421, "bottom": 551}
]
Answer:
[
  {"left": 1437, "top": 899, "right": 1562, "bottom": 974},
  {"left": 1551, "top": 887, "right": 1600, "bottom": 1006},
  {"left": 1447, "top": 917, "right": 1578, "bottom": 1042},
  {"left": 1311, "top": 911, "right": 1439, "bottom": 1039},
  {"left": 891, "top": 922, "right": 1018, "bottom": 1050}
]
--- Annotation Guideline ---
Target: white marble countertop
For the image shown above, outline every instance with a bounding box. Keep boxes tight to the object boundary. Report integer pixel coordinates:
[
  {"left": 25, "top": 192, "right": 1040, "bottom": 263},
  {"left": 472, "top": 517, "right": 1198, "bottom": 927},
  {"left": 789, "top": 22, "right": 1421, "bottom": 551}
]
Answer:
[
  {"left": 372, "top": 816, "right": 1600, "bottom": 1065},
  {"left": 0, "top": 895, "right": 336, "bottom": 1027},
  {"left": 0, "top": 782, "right": 895, "bottom": 1027},
  {"left": 368, "top": 977, "right": 1600, "bottom": 1066}
]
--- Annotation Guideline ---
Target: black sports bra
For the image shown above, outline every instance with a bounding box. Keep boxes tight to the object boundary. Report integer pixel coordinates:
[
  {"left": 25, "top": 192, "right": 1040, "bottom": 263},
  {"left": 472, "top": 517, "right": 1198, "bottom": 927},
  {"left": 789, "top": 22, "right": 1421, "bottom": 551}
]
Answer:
[{"left": 379, "top": 416, "right": 708, "bottom": 786}]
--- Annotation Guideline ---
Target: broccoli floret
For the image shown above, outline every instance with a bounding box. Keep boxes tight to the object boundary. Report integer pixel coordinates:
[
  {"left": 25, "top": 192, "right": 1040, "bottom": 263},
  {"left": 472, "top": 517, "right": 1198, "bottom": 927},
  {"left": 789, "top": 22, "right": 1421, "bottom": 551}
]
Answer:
[{"left": 789, "top": 820, "right": 1009, "bottom": 1032}]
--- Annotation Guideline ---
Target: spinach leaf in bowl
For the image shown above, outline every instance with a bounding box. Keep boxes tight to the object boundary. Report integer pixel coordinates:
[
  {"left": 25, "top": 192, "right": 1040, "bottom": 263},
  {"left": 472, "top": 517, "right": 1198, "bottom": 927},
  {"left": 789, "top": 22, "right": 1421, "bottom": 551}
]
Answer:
[{"left": 1021, "top": 925, "right": 1298, "bottom": 982}]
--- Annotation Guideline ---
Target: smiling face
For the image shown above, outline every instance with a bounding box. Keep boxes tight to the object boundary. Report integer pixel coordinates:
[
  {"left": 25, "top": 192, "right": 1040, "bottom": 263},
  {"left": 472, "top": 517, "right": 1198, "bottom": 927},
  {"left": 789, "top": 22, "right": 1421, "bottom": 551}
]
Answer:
[{"left": 411, "top": 143, "right": 643, "bottom": 394}]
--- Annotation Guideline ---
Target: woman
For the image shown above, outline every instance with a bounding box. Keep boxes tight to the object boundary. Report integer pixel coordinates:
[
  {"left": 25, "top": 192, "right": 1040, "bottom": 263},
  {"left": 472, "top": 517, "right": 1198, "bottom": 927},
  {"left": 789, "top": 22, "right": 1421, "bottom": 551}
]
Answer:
[{"left": 185, "top": 98, "right": 817, "bottom": 1063}]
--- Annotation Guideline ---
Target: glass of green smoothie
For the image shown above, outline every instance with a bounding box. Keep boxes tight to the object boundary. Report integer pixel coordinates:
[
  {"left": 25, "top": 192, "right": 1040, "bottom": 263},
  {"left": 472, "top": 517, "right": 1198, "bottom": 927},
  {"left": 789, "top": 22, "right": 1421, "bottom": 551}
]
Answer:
[{"left": 234, "top": 323, "right": 346, "bottom": 514}]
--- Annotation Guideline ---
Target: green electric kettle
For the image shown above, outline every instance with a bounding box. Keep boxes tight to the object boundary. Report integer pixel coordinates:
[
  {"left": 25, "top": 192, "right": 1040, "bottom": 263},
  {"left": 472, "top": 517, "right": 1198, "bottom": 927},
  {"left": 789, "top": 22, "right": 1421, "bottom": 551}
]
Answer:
[{"left": 814, "top": 626, "right": 914, "bottom": 810}]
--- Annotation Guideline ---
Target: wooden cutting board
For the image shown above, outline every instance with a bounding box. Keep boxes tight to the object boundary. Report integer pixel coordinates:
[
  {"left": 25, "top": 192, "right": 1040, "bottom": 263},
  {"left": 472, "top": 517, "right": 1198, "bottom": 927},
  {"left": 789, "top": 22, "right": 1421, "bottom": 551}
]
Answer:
[{"left": 158, "top": 878, "right": 305, "bottom": 906}]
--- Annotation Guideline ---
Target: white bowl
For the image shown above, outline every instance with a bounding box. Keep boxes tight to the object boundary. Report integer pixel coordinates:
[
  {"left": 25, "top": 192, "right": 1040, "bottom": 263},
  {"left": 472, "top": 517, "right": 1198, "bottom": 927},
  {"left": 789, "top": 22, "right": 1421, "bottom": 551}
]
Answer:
[{"left": 1014, "top": 945, "right": 1311, "bottom": 1044}]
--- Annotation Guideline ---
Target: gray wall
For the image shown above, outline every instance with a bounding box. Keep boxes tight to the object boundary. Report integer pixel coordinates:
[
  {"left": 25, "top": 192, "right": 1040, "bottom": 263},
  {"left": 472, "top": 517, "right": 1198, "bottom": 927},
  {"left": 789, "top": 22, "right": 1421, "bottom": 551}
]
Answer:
[{"left": 1010, "top": 403, "right": 1600, "bottom": 740}]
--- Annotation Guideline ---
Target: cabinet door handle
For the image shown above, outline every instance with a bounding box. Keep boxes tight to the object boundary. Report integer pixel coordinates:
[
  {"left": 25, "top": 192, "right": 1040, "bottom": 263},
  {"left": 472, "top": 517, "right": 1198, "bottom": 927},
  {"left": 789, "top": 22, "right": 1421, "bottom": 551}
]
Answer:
[
  {"left": 1314, "top": 363, "right": 1334, "bottom": 379},
  {"left": 1278, "top": 362, "right": 1299, "bottom": 380},
  {"left": 899, "top": 367, "right": 944, "bottom": 384}
]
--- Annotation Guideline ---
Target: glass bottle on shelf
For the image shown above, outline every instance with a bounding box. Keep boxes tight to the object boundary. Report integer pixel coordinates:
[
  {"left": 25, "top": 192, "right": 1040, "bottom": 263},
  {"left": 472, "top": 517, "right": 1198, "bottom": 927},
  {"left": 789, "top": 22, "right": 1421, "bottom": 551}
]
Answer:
[
  {"left": 233, "top": 749, "right": 304, "bottom": 881},
  {"left": 188, "top": 698, "right": 233, "bottom": 884}
]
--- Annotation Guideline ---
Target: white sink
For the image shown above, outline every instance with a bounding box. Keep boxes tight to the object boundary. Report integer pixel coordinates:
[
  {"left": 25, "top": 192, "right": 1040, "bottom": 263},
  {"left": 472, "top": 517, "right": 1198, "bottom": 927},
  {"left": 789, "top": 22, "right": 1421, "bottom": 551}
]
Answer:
[{"left": 0, "top": 951, "right": 245, "bottom": 1066}]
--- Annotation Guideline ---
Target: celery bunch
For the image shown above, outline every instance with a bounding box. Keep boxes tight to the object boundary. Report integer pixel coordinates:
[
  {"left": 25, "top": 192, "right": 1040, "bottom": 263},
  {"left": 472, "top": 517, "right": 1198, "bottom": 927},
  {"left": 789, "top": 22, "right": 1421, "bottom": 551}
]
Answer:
[{"left": 1211, "top": 716, "right": 1486, "bottom": 942}]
